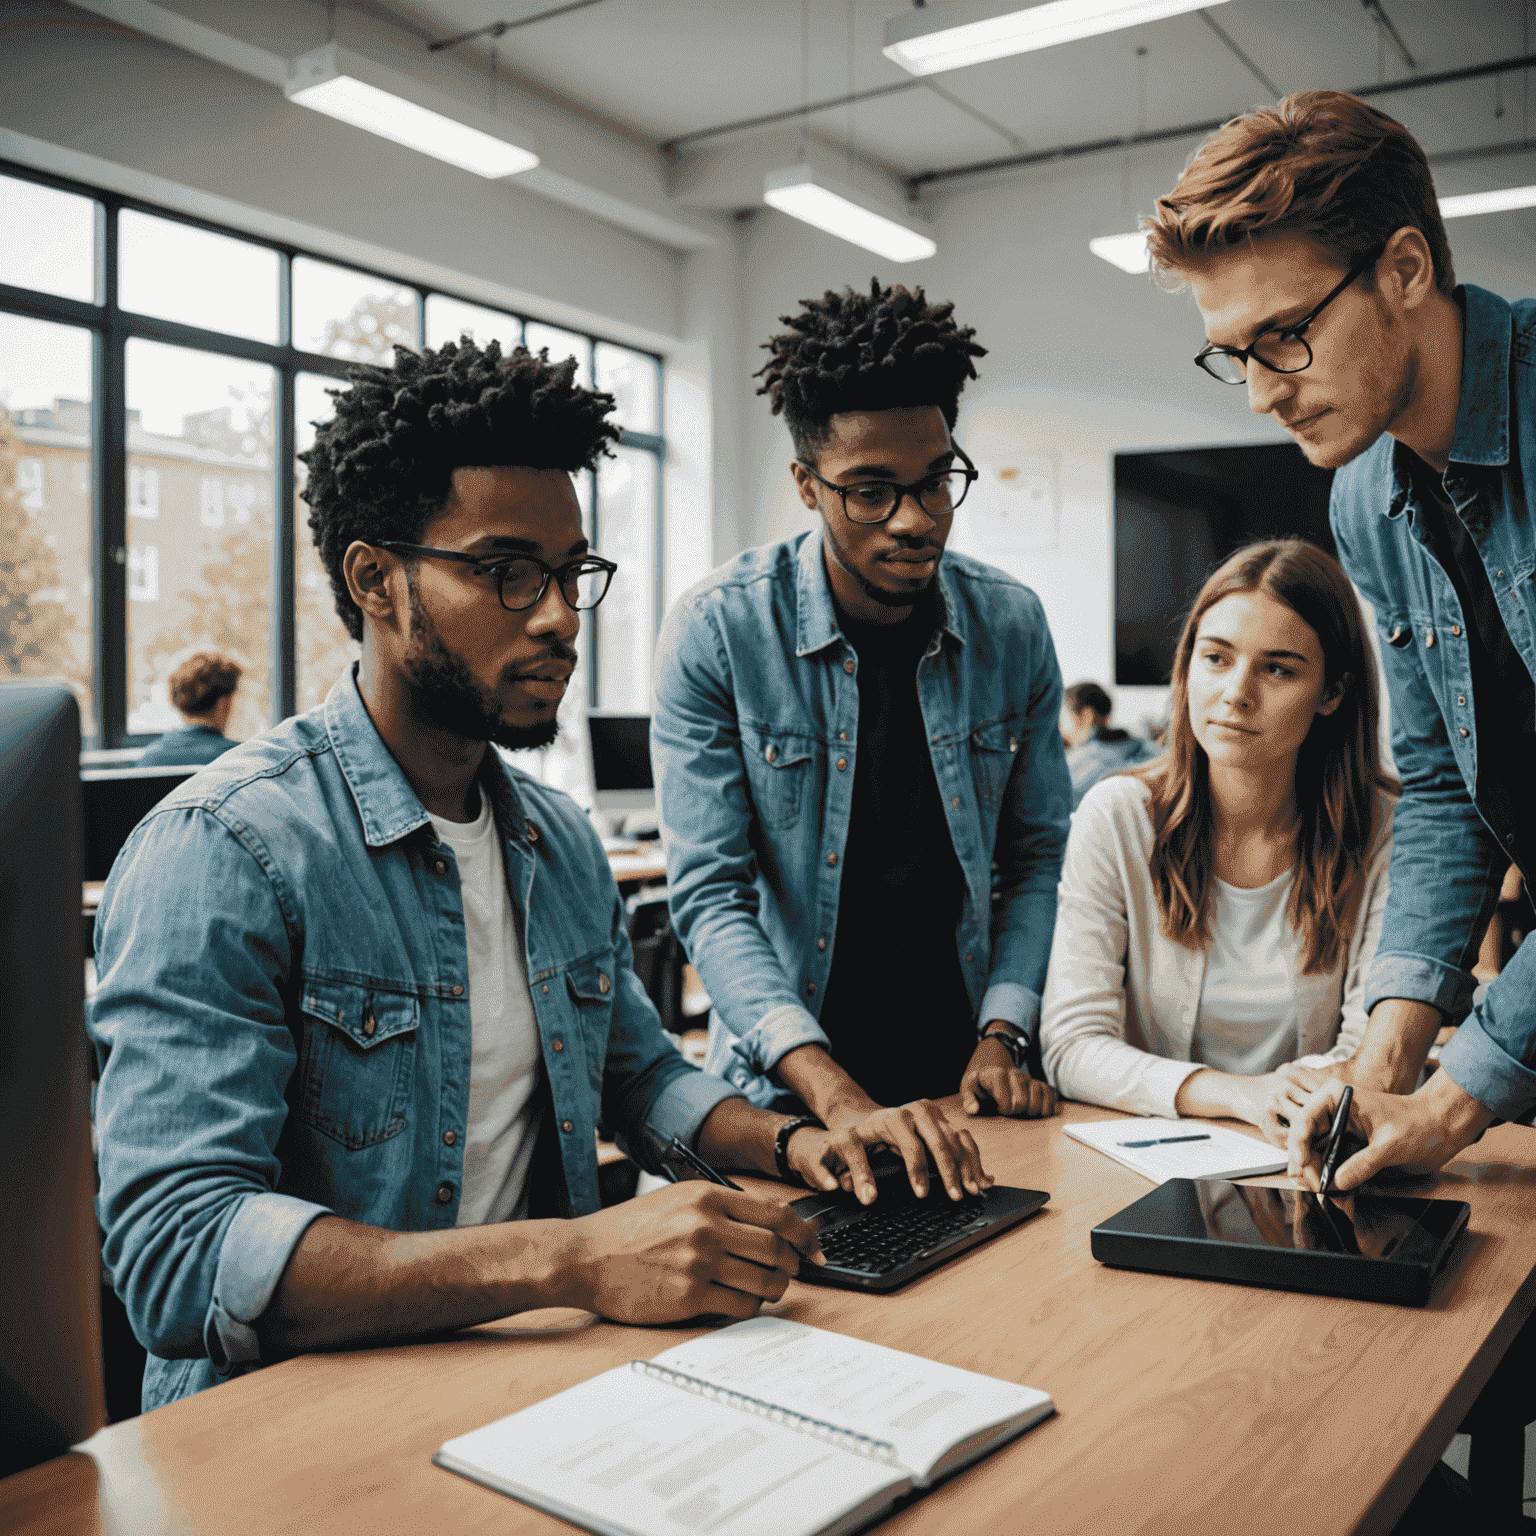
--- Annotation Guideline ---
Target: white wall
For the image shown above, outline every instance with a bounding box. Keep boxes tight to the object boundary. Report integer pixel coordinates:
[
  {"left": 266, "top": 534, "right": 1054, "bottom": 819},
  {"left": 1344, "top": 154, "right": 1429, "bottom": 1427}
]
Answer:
[{"left": 727, "top": 139, "right": 1535, "bottom": 727}]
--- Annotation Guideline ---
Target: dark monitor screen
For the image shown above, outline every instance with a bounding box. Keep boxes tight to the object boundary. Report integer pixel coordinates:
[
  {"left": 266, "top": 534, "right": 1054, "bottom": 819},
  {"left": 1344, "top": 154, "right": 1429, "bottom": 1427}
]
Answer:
[
  {"left": 82, "top": 766, "right": 196, "bottom": 882},
  {"left": 1115, "top": 443, "right": 1335, "bottom": 686},
  {"left": 587, "top": 714, "right": 653, "bottom": 792},
  {"left": 0, "top": 682, "right": 105, "bottom": 1473}
]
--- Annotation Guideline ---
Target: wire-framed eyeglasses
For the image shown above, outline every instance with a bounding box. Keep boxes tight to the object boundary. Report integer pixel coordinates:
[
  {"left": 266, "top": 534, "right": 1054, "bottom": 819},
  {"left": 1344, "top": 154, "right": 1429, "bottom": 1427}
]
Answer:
[
  {"left": 1193, "top": 242, "right": 1386, "bottom": 386},
  {"left": 377, "top": 543, "right": 618, "bottom": 612},
  {"left": 798, "top": 443, "right": 979, "bottom": 525}
]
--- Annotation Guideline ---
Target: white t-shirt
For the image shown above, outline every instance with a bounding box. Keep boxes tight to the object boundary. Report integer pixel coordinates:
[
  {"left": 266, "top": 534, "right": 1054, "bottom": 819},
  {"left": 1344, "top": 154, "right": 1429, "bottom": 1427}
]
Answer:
[
  {"left": 427, "top": 795, "right": 543, "bottom": 1226},
  {"left": 1191, "top": 869, "right": 1298, "bottom": 1078}
]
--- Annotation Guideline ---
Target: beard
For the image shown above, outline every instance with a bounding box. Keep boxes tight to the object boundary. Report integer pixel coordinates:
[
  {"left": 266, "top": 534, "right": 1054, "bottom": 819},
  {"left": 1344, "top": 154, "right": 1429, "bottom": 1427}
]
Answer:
[{"left": 403, "top": 574, "right": 563, "bottom": 752}]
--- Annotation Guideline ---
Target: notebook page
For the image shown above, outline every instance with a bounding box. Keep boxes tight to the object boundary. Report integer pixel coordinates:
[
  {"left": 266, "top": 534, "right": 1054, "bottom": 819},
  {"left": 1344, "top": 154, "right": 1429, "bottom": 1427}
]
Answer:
[
  {"left": 436, "top": 1365, "right": 901, "bottom": 1536},
  {"left": 651, "top": 1317, "right": 1051, "bottom": 1486},
  {"left": 1065, "top": 1117, "right": 1285, "bottom": 1183}
]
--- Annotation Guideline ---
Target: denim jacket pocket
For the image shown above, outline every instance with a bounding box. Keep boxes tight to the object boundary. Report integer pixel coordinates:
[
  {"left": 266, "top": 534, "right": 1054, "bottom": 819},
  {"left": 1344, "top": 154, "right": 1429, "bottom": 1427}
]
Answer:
[
  {"left": 297, "top": 977, "right": 419, "bottom": 1149},
  {"left": 567, "top": 954, "right": 616, "bottom": 1088},
  {"left": 968, "top": 717, "right": 1020, "bottom": 815},
  {"left": 743, "top": 730, "right": 814, "bottom": 830}
]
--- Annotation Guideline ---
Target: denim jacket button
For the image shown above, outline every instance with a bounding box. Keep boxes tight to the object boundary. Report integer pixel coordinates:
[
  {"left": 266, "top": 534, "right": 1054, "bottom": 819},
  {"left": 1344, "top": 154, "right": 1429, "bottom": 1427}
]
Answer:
[
  {"left": 950, "top": 796, "right": 962, "bottom": 808},
  {"left": 435, "top": 1183, "right": 454, "bottom": 1205},
  {"left": 561, "top": 1119, "right": 574, "bottom": 1133},
  {"left": 1424, "top": 628, "right": 1436, "bottom": 647},
  {"left": 443, "top": 1130, "right": 456, "bottom": 1146},
  {"left": 838, "top": 731, "right": 848, "bottom": 741},
  {"left": 765, "top": 744, "right": 777, "bottom": 762},
  {"left": 843, "top": 659, "right": 856, "bottom": 674},
  {"left": 553, "top": 1038, "right": 564, "bottom": 1051},
  {"left": 837, "top": 757, "right": 848, "bottom": 771},
  {"left": 451, "top": 984, "right": 464, "bottom": 996},
  {"left": 362, "top": 1011, "right": 376, "bottom": 1038},
  {"left": 1450, "top": 624, "right": 1462, "bottom": 637},
  {"left": 826, "top": 852, "right": 839, "bottom": 866},
  {"left": 434, "top": 858, "right": 449, "bottom": 876},
  {"left": 817, "top": 936, "right": 827, "bottom": 951},
  {"left": 806, "top": 981, "right": 816, "bottom": 995},
  {"left": 1459, "top": 727, "right": 1470, "bottom": 738},
  {"left": 598, "top": 974, "right": 611, "bottom": 994}
]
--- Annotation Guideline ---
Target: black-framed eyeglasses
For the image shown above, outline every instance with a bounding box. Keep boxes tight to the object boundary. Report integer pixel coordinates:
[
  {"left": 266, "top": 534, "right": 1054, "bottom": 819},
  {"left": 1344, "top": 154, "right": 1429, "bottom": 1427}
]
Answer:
[
  {"left": 1193, "top": 242, "right": 1387, "bottom": 385},
  {"left": 377, "top": 543, "right": 618, "bottom": 612},
  {"left": 798, "top": 443, "right": 979, "bottom": 525}
]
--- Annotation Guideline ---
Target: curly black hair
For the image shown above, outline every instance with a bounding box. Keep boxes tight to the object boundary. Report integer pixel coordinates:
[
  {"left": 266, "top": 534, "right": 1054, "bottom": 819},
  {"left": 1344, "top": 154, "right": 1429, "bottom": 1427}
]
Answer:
[
  {"left": 755, "top": 278, "right": 986, "bottom": 461},
  {"left": 301, "top": 338, "right": 618, "bottom": 641}
]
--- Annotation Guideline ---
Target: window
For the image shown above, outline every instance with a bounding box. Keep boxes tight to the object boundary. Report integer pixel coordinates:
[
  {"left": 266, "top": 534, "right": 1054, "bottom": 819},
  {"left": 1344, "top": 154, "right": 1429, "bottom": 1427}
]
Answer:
[{"left": 0, "top": 161, "right": 665, "bottom": 745}]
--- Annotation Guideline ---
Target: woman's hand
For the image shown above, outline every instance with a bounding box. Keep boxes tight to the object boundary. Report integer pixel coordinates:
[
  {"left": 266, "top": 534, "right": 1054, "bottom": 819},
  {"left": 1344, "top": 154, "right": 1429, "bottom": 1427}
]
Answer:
[{"left": 1252, "top": 1062, "right": 1329, "bottom": 1145}]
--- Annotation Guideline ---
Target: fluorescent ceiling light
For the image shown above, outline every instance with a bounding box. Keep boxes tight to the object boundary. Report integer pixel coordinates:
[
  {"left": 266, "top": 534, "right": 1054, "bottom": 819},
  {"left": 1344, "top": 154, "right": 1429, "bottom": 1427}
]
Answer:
[
  {"left": 884, "top": 0, "right": 1229, "bottom": 76},
  {"left": 1089, "top": 232, "right": 1150, "bottom": 272},
  {"left": 1438, "top": 184, "right": 1536, "bottom": 219},
  {"left": 1089, "top": 182, "right": 1536, "bottom": 273},
  {"left": 286, "top": 44, "right": 537, "bottom": 179},
  {"left": 763, "top": 167, "right": 936, "bottom": 263}
]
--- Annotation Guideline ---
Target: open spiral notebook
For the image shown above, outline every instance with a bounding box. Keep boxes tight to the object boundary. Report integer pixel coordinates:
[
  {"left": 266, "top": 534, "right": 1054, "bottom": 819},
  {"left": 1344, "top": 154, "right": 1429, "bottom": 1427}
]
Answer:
[{"left": 435, "top": 1315, "right": 1054, "bottom": 1536}]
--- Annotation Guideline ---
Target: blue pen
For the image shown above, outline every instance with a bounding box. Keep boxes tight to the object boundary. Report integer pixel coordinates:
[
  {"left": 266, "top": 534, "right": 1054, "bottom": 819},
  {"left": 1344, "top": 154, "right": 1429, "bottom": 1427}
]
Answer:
[{"left": 1118, "top": 1133, "right": 1212, "bottom": 1149}]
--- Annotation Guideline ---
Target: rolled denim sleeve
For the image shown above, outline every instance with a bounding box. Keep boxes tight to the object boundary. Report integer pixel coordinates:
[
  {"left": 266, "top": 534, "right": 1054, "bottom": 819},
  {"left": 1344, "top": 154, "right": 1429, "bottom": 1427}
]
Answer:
[
  {"left": 91, "top": 808, "right": 331, "bottom": 1371},
  {"left": 982, "top": 597, "right": 1071, "bottom": 1041},
  {"left": 652, "top": 596, "right": 830, "bottom": 1078},
  {"left": 591, "top": 843, "right": 741, "bottom": 1171},
  {"left": 1435, "top": 935, "right": 1536, "bottom": 1120}
]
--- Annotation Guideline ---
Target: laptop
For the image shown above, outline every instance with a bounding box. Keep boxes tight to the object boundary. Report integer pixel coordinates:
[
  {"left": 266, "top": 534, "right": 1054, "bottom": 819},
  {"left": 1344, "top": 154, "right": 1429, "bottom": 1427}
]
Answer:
[{"left": 790, "top": 1154, "right": 1049, "bottom": 1293}]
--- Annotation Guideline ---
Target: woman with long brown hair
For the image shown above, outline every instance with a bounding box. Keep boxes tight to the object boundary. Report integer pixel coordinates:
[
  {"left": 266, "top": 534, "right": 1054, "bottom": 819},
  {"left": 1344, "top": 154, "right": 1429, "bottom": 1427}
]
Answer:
[{"left": 1039, "top": 539, "right": 1397, "bottom": 1141}]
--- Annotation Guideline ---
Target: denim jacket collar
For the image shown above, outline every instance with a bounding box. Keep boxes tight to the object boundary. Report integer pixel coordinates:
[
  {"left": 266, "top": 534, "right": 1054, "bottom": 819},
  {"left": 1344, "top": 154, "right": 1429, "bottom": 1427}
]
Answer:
[
  {"left": 321, "top": 664, "right": 528, "bottom": 850},
  {"left": 1386, "top": 284, "right": 1512, "bottom": 517},
  {"left": 792, "top": 526, "right": 968, "bottom": 657}
]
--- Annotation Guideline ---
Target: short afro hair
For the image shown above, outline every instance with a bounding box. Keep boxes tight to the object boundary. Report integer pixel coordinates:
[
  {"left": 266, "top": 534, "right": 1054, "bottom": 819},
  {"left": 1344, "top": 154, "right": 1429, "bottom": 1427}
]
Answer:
[
  {"left": 169, "top": 652, "right": 242, "bottom": 717},
  {"left": 756, "top": 278, "right": 986, "bottom": 461},
  {"left": 301, "top": 337, "right": 619, "bottom": 641}
]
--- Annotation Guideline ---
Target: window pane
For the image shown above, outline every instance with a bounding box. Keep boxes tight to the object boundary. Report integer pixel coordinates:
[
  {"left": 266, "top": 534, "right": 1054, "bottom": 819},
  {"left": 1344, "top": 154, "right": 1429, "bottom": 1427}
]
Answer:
[
  {"left": 295, "top": 370, "right": 360, "bottom": 713},
  {"left": 0, "top": 175, "right": 96, "bottom": 303},
  {"left": 292, "top": 257, "right": 419, "bottom": 361},
  {"left": 0, "top": 314, "right": 96, "bottom": 738},
  {"left": 594, "top": 342, "right": 658, "bottom": 434},
  {"left": 524, "top": 322, "right": 591, "bottom": 387},
  {"left": 125, "top": 340, "right": 274, "bottom": 741},
  {"left": 425, "top": 294, "right": 522, "bottom": 353},
  {"left": 594, "top": 446, "right": 656, "bottom": 712},
  {"left": 119, "top": 210, "right": 279, "bottom": 343}
]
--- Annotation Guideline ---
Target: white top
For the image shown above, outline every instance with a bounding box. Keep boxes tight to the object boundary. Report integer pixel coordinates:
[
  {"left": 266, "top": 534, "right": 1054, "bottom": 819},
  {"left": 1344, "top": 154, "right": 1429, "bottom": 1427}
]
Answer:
[
  {"left": 1191, "top": 870, "right": 1298, "bottom": 1077},
  {"left": 1039, "top": 775, "right": 1393, "bottom": 1119},
  {"left": 428, "top": 795, "right": 543, "bottom": 1227}
]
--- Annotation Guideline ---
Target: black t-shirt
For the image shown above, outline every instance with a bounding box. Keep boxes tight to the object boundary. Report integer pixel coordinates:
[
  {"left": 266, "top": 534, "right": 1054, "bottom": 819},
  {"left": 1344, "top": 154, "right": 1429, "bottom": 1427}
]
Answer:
[
  {"left": 814, "top": 593, "right": 976, "bottom": 1107},
  {"left": 1407, "top": 452, "right": 1536, "bottom": 877}
]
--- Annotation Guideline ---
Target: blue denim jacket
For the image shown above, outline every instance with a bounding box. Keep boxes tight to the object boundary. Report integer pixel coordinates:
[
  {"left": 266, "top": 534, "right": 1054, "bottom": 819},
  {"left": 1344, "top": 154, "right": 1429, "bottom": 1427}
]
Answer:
[
  {"left": 1065, "top": 731, "right": 1162, "bottom": 809},
  {"left": 1329, "top": 283, "right": 1536, "bottom": 1118},
  {"left": 91, "top": 667, "right": 736, "bottom": 1410},
  {"left": 651, "top": 532, "right": 1072, "bottom": 1106}
]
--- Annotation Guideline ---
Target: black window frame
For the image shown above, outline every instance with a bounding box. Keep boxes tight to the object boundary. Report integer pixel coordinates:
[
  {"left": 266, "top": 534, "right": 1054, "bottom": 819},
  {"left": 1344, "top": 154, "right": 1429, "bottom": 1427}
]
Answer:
[{"left": 0, "top": 158, "right": 666, "bottom": 747}]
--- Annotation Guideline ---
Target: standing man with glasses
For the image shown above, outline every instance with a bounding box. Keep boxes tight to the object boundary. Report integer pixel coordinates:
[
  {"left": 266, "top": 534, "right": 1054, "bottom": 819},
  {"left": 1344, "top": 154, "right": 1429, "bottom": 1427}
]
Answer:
[
  {"left": 91, "top": 339, "right": 844, "bottom": 1411},
  {"left": 1140, "top": 90, "right": 1536, "bottom": 1186},
  {"left": 652, "top": 282, "right": 1072, "bottom": 1209}
]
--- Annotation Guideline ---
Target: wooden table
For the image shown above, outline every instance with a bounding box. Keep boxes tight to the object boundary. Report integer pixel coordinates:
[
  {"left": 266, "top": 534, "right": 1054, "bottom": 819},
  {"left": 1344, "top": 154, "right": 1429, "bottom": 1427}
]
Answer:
[{"left": 5, "top": 1100, "right": 1533, "bottom": 1536}]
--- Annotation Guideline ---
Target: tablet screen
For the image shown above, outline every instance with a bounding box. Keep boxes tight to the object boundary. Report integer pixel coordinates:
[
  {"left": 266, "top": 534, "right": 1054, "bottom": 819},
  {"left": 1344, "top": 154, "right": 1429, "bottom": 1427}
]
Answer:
[{"left": 1187, "top": 1183, "right": 1456, "bottom": 1260}]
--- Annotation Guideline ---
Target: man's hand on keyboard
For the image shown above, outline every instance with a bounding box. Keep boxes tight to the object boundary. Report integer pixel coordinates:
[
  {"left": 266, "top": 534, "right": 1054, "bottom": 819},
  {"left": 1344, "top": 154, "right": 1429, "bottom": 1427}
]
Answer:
[{"left": 808, "top": 1101, "right": 993, "bottom": 1206}]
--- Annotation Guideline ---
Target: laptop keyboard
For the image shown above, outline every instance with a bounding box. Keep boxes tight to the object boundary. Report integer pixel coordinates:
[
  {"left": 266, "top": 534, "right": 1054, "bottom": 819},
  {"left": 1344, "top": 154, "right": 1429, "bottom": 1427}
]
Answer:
[{"left": 817, "top": 1194, "right": 992, "bottom": 1276}]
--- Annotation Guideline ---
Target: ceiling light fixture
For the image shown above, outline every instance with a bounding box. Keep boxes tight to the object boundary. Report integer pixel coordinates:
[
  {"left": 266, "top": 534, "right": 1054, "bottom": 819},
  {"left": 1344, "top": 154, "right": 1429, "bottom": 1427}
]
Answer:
[
  {"left": 1438, "top": 184, "right": 1536, "bottom": 218},
  {"left": 883, "top": 0, "right": 1230, "bottom": 76},
  {"left": 1089, "top": 181, "right": 1536, "bottom": 272},
  {"left": 285, "top": 43, "right": 538, "bottom": 179},
  {"left": 763, "top": 166, "right": 937, "bottom": 262}
]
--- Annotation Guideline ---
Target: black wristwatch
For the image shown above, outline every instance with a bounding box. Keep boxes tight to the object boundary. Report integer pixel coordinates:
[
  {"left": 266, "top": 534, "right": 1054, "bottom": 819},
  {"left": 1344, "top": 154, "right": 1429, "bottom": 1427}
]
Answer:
[
  {"left": 981, "top": 1027, "right": 1029, "bottom": 1071},
  {"left": 773, "top": 1115, "right": 821, "bottom": 1182}
]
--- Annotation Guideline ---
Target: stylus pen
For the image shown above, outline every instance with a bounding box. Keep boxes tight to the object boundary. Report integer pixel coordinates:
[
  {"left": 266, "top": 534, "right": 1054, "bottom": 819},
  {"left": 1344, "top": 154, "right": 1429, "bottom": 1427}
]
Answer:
[
  {"left": 1118, "top": 1134, "right": 1212, "bottom": 1148},
  {"left": 667, "top": 1135, "right": 744, "bottom": 1192},
  {"left": 1317, "top": 1085, "right": 1354, "bottom": 1200}
]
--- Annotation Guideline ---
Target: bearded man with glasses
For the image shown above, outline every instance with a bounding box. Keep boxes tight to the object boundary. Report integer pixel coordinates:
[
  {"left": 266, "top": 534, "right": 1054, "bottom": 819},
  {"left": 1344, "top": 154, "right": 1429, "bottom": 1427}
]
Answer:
[
  {"left": 1145, "top": 92, "right": 1536, "bottom": 1193},
  {"left": 91, "top": 339, "right": 843, "bottom": 1412},
  {"left": 652, "top": 282, "right": 1072, "bottom": 1211}
]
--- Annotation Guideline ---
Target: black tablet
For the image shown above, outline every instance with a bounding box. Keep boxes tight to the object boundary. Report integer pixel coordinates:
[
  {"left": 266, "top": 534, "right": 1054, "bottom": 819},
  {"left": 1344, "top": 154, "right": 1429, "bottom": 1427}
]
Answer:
[{"left": 1090, "top": 1178, "right": 1470, "bottom": 1306}]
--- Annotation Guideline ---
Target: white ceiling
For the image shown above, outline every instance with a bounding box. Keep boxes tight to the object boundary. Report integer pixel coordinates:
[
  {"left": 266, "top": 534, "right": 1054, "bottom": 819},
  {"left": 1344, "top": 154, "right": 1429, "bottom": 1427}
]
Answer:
[{"left": 367, "top": 0, "right": 1534, "bottom": 181}]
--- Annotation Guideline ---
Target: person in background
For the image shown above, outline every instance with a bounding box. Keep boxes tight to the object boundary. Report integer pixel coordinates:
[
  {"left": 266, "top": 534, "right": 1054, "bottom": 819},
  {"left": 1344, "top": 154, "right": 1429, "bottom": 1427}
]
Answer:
[
  {"left": 653, "top": 280, "right": 1071, "bottom": 1210},
  {"left": 136, "top": 651, "right": 243, "bottom": 765},
  {"left": 90, "top": 339, "right": 837, "bottom": 1414},
  {"left": 1059, "top": 679, "right": 1161, "bottom": 808},
  {"left": 1137, "top": 87, "right": 1535, "bottom": 1188},
  {"left": 1040, "top": 540, "right": 1395, "bottom": 1140}
]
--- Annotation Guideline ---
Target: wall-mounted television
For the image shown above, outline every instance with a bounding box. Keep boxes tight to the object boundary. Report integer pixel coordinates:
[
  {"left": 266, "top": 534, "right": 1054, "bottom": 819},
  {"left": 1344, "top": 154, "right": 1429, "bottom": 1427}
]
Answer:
[{"left": 1115, "top": 442, "right": 1336, "bottom": 687}]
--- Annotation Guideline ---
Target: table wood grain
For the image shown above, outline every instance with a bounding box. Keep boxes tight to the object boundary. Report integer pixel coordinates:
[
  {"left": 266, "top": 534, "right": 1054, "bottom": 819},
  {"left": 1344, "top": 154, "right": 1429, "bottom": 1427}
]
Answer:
[{"left": 5, "top": 1100, "right": 1533, "bottom": 1536}]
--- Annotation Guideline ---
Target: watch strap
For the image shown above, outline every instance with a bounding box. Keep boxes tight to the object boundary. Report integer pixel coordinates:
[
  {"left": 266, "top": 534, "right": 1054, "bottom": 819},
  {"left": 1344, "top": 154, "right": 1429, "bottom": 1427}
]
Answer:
[
  {"left": 982, "top": 1028, "right": 1028, "bottom": 1071},
  {"left": 773, "top": 1115, "right": 821, "bottom": 1181}
]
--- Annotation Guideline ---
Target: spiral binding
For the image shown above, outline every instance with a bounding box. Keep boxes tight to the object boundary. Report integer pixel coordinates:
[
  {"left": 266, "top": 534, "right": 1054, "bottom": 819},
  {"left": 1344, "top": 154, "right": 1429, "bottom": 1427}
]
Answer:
[{"left": 631, "top": 1361, "right": 900, "bottom": 1467}]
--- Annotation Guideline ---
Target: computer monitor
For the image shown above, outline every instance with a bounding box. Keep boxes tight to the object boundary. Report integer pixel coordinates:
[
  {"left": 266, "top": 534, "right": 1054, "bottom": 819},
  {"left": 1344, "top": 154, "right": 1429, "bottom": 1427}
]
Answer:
[
  {"left": 0, "top": 681, "right": 106, "bottom": 1475},
  {"left": 81, "top": 766, "right": 197, "bottom": 883},
  {"left": 586, "top": 712, "right": 655, "bottom": 817}
]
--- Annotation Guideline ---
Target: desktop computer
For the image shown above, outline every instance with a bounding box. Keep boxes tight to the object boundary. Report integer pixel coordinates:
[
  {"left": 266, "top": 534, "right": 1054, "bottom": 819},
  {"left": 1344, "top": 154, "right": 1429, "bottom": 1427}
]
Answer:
[
  {"left": 585, "top": 711, "right": 656, "bottom": 836},
  {"left": 0, "top": 681, "right": 106, "bottom": 1474}
]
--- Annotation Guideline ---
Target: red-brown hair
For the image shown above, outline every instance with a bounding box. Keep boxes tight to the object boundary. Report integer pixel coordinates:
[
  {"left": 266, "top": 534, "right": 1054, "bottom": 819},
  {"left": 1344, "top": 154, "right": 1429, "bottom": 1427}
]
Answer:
[
  {"left": 168, "top": 652, "right": 242, "bottom": 718},
  {"left": 1137, "top": 539, "right": 1398, "bottom": 975},
  {"left": 1144, "top": 90, "right": 1455, "bottom": 296}
]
